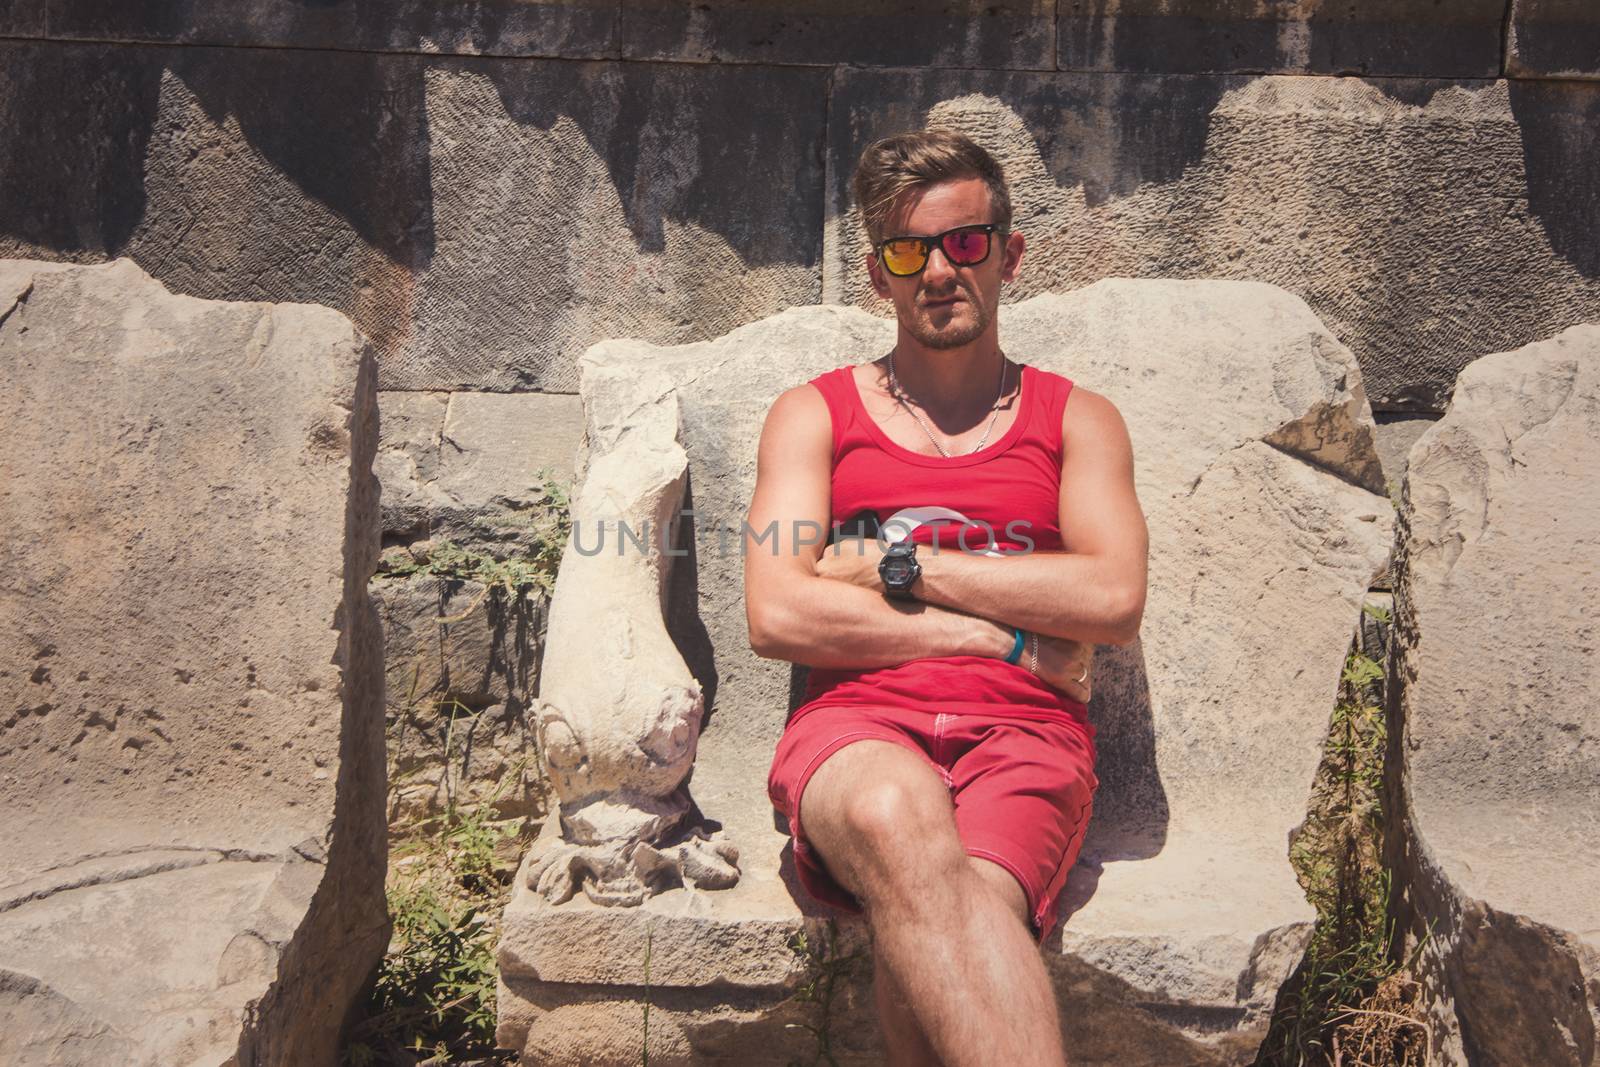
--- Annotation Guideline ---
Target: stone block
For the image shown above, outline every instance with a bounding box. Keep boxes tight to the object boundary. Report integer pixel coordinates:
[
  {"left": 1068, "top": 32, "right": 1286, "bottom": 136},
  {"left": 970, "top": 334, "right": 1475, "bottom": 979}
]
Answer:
[
  {"left": 1508, "top": 0, "right": 1600, "bottom": 80},
  {"left": 1058, "top": 0, "right": 1505, "bottom": 77},
  {"left": 0, "top": 0, "right": 43, "bottom": 36},
  {"left": 1390, "top": 322, "right": 1600, "bottom": 1066},
  {"left": 620, "top": 0, "right": 1054, "bottom": 68},
  {"left": 435, "top": 391, "right": 584, "bottom": 512},
  {"left": 501, "top": 828, "right": 814, "bottom": 990},
  {"left": 375, "top": 389, "right": 583, "bottom": 552},
  {"left": 405, "top": 60, "right": 825, "bottom": 392},
  {"left": 376, "top": 391, "right": 454, "bottom": 541},
  {"left": 825, "top": 68, "right": 1600, "bottom": 412},
  {"left": 0, "top": 259, "right": 387, "bottom": 1066}
]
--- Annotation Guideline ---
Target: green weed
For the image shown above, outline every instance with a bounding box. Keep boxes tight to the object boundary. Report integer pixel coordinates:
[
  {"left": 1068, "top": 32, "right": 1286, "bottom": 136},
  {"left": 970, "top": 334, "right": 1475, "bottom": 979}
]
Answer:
[
  {"left": 378, "top": 469, "right": 572, "bottom": 609},
  {"left": 1254, "top": 629, "right": 1428, "bottom": 1067},
  {"left": 345, "top": 769, "right": 530, "bottom": 1065},
  {"left": 785, "top": 919, "right": 867, "bottom": 1067}
]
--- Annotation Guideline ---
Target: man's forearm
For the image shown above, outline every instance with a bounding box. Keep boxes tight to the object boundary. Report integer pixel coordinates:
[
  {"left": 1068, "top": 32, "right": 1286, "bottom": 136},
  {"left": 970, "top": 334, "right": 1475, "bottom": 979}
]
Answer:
[
  {"left": 910, "top": 547, "right": 1139, "bottom": 645},
  {"left": 750, "top": 573, "right": 1005, "bottom": 669}
]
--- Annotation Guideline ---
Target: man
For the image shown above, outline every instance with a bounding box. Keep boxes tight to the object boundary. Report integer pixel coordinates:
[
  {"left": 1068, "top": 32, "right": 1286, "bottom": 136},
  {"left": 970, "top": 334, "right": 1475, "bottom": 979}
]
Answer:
[{"left": 744, "top": 129, "right": 1149, "bottom": 1067}]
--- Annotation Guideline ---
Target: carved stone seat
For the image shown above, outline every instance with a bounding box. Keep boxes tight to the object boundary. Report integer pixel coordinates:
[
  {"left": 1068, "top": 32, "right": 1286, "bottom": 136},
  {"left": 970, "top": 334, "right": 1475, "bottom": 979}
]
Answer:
[{"left": 497, "top": 279, "right": 1394, "bottom": 1066}]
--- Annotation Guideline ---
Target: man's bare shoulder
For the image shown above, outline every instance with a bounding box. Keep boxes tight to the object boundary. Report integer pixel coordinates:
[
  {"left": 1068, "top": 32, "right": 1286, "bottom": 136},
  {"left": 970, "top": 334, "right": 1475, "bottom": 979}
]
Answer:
[
  {"left": 757, "top": 381, "right": 833, "bottom": 464},
  {"left": 764, "top": 379, "right": 832, "bottom": 428},
  {"left": 1061, "top": 384, "right": 1136, "bottom": 467},
  {"left": 769, "top": 379, "right": 831, "bottom": 420}
]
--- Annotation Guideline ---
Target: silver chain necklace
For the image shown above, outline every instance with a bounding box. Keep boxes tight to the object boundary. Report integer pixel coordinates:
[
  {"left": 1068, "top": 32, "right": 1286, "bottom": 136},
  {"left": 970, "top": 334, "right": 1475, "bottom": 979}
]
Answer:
[{"left": 886, "top": 348, "right": 1012, "bottom": 458}]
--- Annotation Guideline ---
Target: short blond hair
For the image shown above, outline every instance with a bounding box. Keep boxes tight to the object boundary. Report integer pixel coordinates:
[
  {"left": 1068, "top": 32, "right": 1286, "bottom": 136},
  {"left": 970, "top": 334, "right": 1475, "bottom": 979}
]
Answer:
[{"left": 851, "top": 129, "right": 1013, "bottom": 245}]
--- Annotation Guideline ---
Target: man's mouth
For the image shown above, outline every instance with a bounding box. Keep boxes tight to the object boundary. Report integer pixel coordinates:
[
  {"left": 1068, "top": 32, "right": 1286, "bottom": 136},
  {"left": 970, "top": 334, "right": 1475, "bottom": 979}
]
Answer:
[{"left": 922, "top": 295, "right": 962, "bottom": 308}]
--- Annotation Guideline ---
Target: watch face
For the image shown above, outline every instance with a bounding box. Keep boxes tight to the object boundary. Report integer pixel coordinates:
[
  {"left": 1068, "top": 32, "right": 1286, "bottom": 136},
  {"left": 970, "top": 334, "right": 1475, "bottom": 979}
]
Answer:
[{"left": 883, "top": 558, "right": 914, "bottom": 584}]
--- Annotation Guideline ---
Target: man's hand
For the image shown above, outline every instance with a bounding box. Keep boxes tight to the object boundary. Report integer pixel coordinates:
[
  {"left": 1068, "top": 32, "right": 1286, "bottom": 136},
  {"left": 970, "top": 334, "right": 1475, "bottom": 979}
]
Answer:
[
  {"left": 972, "top": 615, "right": 1094, "bottom": 703},
  {"left": 813, "top": 535, "right": 888, "bottom": 591},
  {"left": 1035, "top": 633, "right": 1095, "bottom": 704}
]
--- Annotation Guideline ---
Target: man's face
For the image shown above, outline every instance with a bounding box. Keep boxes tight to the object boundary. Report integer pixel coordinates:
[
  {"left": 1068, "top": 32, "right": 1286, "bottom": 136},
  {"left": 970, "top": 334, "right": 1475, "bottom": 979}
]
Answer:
[{"left": 866, "top": 176, "right": 1025, "bottom": 350}]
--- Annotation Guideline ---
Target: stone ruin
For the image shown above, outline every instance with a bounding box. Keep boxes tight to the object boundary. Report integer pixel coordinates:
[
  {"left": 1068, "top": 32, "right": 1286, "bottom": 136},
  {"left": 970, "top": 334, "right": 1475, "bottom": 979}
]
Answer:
[
  {"left": 495, "top": 279, "right": 1399, "bottom": 1064},
  {"left": 0, "top": 259, "right": 387, "bottom": 1066},
  {"left": 1389, "top": 323, "right": 1600, "bottom": 1066},
  {"left": 0, "top": 253, "right": 1593, "bottom": 1067},
  {"left": 370, "top": 388, "right": 584, "bottom": 828}
]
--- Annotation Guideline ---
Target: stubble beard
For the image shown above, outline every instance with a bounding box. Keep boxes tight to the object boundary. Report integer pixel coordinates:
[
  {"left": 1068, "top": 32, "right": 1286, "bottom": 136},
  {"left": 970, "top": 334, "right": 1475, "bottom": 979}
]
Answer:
[{"left": 907, "top": 289, "right": 994, "bottom": 350}]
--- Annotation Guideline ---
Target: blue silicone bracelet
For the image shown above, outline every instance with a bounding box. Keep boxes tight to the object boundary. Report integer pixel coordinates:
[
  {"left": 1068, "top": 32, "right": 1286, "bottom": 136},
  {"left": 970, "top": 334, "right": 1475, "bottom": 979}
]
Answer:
[{"left": 1004, "top": 627, "right": 1025, "bottom": 664}]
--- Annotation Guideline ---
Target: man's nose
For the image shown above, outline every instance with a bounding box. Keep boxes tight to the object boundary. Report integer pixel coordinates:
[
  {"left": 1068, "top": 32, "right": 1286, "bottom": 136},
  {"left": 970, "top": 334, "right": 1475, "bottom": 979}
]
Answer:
[{"left": 921, "top": 242, "right": 958, "bottom": 286}]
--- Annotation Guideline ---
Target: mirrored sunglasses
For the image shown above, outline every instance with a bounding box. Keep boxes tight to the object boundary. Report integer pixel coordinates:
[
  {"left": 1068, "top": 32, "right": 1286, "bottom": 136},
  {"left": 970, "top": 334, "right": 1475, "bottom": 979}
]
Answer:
[{"left": 876, "top": 223, "right": 1003, "bottom": 278}]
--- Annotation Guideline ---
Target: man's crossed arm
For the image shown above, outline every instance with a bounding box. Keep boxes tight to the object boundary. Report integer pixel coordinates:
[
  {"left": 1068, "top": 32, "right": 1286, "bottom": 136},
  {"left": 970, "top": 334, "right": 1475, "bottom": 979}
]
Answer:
[
  {"left": 817, "top": 387, "right": 1148, "bottom": 647},
  {"left": 743, "top": 382, "right": 1148, "bottom": 675}
]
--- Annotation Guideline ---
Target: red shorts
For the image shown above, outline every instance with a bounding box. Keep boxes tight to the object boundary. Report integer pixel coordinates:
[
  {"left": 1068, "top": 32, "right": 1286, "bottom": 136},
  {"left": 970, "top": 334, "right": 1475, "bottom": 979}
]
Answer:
[{"left": 766, "top": 704, "right": 1098, "bottom": 945}]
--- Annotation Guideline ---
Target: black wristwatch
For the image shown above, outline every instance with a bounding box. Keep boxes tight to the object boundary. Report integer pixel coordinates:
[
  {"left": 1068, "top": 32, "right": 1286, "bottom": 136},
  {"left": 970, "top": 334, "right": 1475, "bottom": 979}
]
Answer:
[{"left": 879, "top": 540, "right": 921, "bottom": 600}]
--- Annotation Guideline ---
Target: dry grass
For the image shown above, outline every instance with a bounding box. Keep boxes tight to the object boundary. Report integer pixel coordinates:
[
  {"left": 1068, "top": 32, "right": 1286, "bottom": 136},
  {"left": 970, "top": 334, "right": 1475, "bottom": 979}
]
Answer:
[{"left": 1326, "top": 971, "right": 1430, "bottom": 1067}]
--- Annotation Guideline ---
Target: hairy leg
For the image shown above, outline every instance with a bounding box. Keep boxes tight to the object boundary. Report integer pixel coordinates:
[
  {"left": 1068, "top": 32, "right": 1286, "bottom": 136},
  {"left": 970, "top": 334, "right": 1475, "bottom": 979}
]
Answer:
[
  {"left": 874, "top": 943, "right": 942, "bottom": 1067},
  {"left": 800, "top": 740, "right": 1068, "bottom": 1067},
  {"left": 875, "top": 856, "right": 1032, "bottom": 1067}
]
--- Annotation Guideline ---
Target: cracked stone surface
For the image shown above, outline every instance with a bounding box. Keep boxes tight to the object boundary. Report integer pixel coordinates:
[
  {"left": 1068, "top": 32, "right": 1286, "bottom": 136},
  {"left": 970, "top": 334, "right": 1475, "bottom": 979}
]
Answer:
[
  {"left": 376, "top": 389, "right": 583, "bottom": 557},
  {"left": 1390, "top": 322, "right": 1600, "bottom": 1067},
  {"left": 497, "top": 279, "right": 1393, "bottom": 1064},
  {"left": 0, "top": 258, "right": 388, "bottom": 1067}
]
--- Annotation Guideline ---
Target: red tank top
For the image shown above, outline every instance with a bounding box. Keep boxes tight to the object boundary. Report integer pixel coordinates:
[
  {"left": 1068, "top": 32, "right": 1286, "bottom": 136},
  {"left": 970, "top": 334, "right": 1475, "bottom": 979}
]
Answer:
[{"left": 789, "top": 362, "right": 1095, "bottom": 745}]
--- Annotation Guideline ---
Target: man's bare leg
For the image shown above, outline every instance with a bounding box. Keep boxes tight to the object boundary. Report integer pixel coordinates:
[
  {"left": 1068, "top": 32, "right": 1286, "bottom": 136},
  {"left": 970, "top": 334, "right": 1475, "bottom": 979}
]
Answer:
[
  {"left": 875, "top": 858, "right": 1036, "bottom": 1067},
  {"left": 800, "top": 740, "right": 1068, "bottom": 1067},
  {"left": 874, "top": 946, "right": 942, "bottom": 1067}
]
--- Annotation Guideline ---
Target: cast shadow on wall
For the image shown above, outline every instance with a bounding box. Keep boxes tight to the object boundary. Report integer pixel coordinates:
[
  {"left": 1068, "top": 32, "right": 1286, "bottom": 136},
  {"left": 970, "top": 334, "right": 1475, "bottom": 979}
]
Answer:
[
  {"left": 0, "top": 38, "right": 825, "bottom": 276},
  {"left": 0, "top": 41, "right": 435, "bottom": 268}
]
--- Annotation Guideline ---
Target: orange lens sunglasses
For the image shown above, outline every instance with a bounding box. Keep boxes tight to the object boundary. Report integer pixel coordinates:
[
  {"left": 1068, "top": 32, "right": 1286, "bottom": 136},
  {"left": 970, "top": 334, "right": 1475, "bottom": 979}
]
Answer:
[{"left": 876, "top": 223, "right": 1003, "bottom": 277}]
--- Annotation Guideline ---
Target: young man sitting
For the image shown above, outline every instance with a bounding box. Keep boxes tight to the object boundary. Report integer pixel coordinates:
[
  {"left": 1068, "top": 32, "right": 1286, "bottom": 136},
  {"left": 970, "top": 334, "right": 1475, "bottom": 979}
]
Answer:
[{"left": 744, "top": 129, "right": 1149, "bottom": 1067}]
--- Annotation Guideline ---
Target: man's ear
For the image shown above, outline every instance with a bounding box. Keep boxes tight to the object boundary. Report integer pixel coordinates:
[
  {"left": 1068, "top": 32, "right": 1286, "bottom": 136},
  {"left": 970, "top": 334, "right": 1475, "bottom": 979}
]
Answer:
[
  {"left": 1000, "top": 230, "right": 1026, "bottom": 283},
  {"left": 865, "top": 250, "right": 892, "bottom": 300}
]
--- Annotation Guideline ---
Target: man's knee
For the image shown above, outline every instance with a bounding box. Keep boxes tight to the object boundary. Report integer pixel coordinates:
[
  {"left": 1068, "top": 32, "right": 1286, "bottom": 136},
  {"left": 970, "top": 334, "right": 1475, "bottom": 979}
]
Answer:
[
  {"left": 842, "top": 774, "right": 951, "bottom": 844},
  {"left": 800, "top": 740, "right": 963, "bottom": 893}
]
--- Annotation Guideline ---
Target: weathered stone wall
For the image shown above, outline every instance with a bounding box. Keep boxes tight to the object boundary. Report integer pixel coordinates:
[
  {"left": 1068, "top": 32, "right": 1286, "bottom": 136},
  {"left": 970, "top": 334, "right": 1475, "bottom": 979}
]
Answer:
[
  {"left": 370, "top": 388, "right": 582, "bottom": 827},
  {"left": 0, "top": 4, "right": 1595, "bottom": 419}
]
